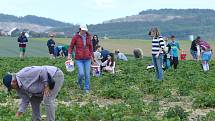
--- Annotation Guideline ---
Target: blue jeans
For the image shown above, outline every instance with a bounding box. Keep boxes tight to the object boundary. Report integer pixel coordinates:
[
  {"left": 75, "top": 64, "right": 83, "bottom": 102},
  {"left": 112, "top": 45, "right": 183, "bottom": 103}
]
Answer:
[
  {"left": 164, "top": 58, "right": 171, "bottom": 70},
  {"left": 152, "top": 54, "right": 163, "bottom": 80},
  {"left": 76, "top": 59, "right": 91, "bottom": 90}
]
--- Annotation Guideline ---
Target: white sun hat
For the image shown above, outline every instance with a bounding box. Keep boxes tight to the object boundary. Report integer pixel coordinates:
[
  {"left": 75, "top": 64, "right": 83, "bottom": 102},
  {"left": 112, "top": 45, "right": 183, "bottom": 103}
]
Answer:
[{"left": 80, "top": 24, "right": 88, "bottom": 31}]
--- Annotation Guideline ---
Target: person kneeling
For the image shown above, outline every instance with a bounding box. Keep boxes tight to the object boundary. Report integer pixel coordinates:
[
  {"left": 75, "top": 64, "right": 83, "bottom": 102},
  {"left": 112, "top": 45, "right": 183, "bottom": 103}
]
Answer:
[{"left": 102, "top": 53, "right": 115, "bottom": 74}]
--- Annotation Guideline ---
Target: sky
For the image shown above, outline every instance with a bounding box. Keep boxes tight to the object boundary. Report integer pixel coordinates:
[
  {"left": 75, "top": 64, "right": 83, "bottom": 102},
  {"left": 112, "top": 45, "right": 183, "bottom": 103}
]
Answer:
[{"left": 0, "top": 0, "right": 214, "bottom": 25}]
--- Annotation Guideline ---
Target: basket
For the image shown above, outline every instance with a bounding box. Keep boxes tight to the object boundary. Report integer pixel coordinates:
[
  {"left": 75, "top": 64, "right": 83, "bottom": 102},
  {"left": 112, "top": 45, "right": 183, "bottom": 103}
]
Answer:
[
  {"left": 180, "top": 50, "right": 187, "bottom": 61},
  {"left": 65, "top": 60, "right": 74, "bottom": 72},
  {"left": 91, "top": 65, "right": 101, "bottom": 77}
]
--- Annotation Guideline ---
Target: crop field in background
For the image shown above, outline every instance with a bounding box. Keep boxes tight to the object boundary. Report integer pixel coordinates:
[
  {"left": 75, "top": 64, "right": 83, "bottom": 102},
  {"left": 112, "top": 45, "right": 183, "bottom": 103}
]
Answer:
[{"left": 1, "top": 37, "right": 214, "bottom": 59}]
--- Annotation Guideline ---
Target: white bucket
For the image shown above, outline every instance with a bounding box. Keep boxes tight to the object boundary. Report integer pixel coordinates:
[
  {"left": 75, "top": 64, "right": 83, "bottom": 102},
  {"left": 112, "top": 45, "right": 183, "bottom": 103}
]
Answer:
[
  {"left": 189, "top": 35, "right": 194, "bottom": 41},
  {"left": 91, "top": 65, "right": 101, "bottom": 77},
  {"left": 65, "top": 60, "right": 74, "bottom": 72}
]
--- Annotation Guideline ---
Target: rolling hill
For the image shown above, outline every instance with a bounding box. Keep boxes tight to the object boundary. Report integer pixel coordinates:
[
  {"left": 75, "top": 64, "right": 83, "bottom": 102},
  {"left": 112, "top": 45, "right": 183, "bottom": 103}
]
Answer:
[
  {"left": 1, "top": 9, "right": 215, "bottom": 39},
  {"left": 0, "top": 14, "right": 74, "bottom": 34},
  {"left": 89, "top": 9, "right": 215, "bottom": 40}
]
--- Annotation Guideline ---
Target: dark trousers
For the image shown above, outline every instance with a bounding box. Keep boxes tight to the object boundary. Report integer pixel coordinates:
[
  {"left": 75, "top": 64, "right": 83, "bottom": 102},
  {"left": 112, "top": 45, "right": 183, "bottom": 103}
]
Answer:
[{"left": 171, "top": 57, "right": 179, "bottom": 69}]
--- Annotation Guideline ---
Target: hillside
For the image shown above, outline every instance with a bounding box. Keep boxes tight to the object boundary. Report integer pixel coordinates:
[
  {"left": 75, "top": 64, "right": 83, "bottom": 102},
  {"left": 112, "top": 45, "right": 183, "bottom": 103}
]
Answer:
[
  {"left": 0, "top": 14, "right": 72, "bottom": 27},
  {"left": 90, "top": 9, "right": 215, "bottom": 40},
  {"left": 0, "top": 13, "right": 74, "bottom": 34},
  {"left": 104, "top": 9, "right": 215, "bottom": 23},
  {"left": 52, "top": 9, "right": 215, "bottom": 39},
  {"left": 0, "top": 22, "right": 52, "bottom": 32},
  {"left": 1, "top": 9, "right": 215, "bottom": 39}
]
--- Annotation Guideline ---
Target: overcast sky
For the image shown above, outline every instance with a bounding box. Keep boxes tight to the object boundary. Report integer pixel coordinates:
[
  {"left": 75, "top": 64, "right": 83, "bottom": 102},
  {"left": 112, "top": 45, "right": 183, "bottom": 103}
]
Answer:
[{"left": 0, "top": 0, "right": 214, "bottom": 24}]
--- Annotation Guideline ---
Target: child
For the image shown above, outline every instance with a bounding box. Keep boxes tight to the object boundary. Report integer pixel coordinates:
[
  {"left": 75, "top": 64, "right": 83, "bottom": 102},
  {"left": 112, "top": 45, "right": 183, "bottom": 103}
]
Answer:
[
  {"left": 163, "top": 36, "right": 171, "bottom": 70},
  {"left": 47, "top": 34, "right": 55, "bottom": 59},
  {"left": 102, "top": 53, "right": 115, "bottom": 73},
  {"left": 93, "top": 45, "right": 103, "bottom": 66},
  {"left": 196, "top": 36, "right": 212, "bottom": 72},
  {"left": 169, "top": 35, "right": 181, "bottom": 70}
]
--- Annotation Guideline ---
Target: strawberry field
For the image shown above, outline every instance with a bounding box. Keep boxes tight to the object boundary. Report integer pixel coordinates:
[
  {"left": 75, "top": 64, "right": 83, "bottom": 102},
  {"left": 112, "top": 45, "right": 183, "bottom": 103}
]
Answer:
[{"left": 0, "top": 57, "right": 215, "bottom": 121}]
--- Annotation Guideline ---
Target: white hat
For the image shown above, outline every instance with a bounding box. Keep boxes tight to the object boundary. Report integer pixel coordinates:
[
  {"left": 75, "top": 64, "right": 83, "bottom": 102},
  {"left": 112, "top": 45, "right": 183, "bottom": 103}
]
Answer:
[{"left": 80, "top": 24, "right": 88, "bottom": 31}]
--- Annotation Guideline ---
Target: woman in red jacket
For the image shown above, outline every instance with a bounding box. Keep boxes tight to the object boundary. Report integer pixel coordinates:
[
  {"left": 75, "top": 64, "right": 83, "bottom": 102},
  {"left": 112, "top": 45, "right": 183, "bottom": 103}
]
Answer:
[{"left": 68, "top": 24, "right": 95, "bottom": 93}]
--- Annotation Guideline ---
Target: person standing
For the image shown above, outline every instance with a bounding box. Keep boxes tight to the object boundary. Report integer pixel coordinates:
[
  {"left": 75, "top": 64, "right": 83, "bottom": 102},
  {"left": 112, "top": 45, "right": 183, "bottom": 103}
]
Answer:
[
  {"left": 163, "top": 36, "right": 171, "bottom": 70},
  {"left": 67, "top": 24, "right": 95, "bottom": 93},
  {"left": 169, "top": 35, "right": 181, "bottom": 70},
  {"left": 94, "top": 45, "right": 103, "bottom": 66},
  {"left": 92, "top": 35, "right": 99, "bottom": 52},
  {"left": 196, "top": 36, "right": 212, "bottom": 72},
  {"left": 18, "top": 31, "right": 28, "bottom": 60},
  {"left": 150, "top": 28, "right": 165, "bottom": 80},
  {"left": 190, "top": 38, "right": 198, "bottom": 60},
  {"left": 47, "top": 34, "right": 56, "bottom": 59},
  {"left": 3, "top": 66, "right": 64, "bottom": 121}
]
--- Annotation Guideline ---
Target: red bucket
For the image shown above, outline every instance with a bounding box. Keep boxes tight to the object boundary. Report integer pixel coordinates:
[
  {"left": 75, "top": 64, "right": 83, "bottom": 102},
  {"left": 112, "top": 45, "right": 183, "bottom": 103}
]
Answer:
[{"left": 180, "top": 53, "right": 186, "bottom": 60}]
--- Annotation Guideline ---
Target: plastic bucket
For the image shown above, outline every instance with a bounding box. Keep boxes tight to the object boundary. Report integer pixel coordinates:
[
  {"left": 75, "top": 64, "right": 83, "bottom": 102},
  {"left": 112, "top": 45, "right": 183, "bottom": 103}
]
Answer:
[
  {"left": 91, "top": 65, "right": 101, "bottom": 77},
  {"left": 180, "top": 54, "right": 186, "bottom": 60},
  {"left": 65, "top": 60, "right": 74, "bottom": 72}
]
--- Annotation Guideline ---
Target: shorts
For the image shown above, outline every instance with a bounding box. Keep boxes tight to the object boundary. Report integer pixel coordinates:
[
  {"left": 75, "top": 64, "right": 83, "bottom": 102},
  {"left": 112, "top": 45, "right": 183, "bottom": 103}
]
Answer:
[
  {"left": 20, "top": 47, "right": 26, "bottom": 52},
  {"left": 202, "top": 51, "right": 212, "bottom": 61}
]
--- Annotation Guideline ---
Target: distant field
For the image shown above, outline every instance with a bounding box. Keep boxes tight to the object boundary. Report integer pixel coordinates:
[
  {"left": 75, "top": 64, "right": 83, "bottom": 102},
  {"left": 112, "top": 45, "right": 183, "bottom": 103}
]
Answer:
[
  {"left": 0, "top": 37, "right": 68, "bottom": 57},
  {"left": 0, "top": 37, "right": 214, "bottom": 59}
]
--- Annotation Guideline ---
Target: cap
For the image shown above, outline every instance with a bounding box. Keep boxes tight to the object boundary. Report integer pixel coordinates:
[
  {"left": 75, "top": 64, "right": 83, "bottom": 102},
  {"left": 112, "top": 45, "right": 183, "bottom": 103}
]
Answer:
[
  {"left": 49, "top": 34, "right": 54, "bottom": 37},
  {"left": 3, "top": 74, "right": 12, "bottom": 91},
  {"left": 80, "top": 24, "right": 88, "bottom": 31}
]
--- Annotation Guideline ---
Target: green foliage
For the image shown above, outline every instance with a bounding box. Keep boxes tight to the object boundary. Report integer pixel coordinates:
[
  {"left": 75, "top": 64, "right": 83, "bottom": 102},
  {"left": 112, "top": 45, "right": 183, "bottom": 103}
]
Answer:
[
  {"left": 163, "top": 105, "right": 188, "bottom": 120},
  {"left": 193, "top": 93, "right": 215, "bottom": 108},
  {"left": 201, "top": 111, "right": 215, "bottom": 121},
  {"left": 0, "top": 57, "right": 215, "bottom": 120}
]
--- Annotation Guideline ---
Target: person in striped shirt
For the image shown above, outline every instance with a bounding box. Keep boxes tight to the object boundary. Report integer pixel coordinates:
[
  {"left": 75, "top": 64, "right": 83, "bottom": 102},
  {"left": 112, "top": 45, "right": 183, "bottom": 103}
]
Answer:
[
  {"left": 149, "top": 28, "right": 165, "bottom": 80},
  {"left": 196, "top": 36, "right": 212, "bottom": 72}
]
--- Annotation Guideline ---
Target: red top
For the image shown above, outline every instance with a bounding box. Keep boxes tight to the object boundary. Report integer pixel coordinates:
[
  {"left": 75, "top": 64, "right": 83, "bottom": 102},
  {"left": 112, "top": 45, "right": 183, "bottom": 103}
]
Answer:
[{"left": 68, "top": 32, "right": 93, "bottom": 60}]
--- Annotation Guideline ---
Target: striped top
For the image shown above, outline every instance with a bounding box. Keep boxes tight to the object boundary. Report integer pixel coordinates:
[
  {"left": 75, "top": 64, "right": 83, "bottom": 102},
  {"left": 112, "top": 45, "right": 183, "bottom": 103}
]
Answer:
[
  {"left": 198, "top": 40, "right": 211, "bottom": 52},
  {"left": 151, "top": 36, "right": 165, "bottom": 55}
]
